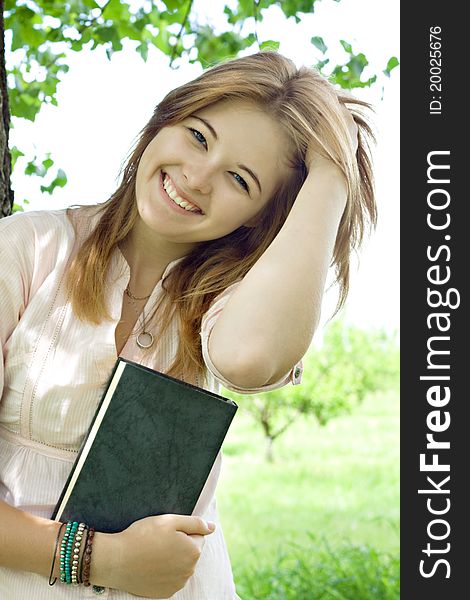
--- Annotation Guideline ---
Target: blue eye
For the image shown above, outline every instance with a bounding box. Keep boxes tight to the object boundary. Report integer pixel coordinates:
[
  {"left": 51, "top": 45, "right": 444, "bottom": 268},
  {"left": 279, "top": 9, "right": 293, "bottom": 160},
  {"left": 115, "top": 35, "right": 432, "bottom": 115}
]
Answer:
[
  {"left": 231, "top": 172, "right": 249, "bottom": 192},
  {"left": 188, "top": 128, "right": 207, "bottom": 147},
  {"left": 187, "top": 126, "right": 249, "bottom": 193}
]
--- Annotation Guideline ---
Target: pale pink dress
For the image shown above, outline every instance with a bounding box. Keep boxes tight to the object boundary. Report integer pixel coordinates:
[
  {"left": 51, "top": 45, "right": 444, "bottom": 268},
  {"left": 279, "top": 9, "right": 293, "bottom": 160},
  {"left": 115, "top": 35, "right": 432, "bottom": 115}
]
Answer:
[{"left": 0, "top": 207, "right": 303, "bottom": 599}]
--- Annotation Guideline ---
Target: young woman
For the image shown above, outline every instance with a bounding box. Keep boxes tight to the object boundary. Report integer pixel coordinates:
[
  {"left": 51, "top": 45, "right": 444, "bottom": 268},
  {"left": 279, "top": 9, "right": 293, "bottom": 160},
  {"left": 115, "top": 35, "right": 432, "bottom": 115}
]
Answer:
[{"left": 0, "top": 51, "right": 376, "bottom": 598}]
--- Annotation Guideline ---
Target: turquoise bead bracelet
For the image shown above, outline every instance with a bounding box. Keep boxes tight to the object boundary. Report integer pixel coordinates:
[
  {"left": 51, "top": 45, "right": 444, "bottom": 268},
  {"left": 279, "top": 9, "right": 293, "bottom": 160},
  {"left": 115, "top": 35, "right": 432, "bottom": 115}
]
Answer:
[
  {"left": 59, "top": 521, "right": 74, "bottom": 583},
  {"left": 65, "top": 521, "right": 79, "bottom": 584},
  {"left": 55, "top": 520, "right": 93, "bottom": 587}
]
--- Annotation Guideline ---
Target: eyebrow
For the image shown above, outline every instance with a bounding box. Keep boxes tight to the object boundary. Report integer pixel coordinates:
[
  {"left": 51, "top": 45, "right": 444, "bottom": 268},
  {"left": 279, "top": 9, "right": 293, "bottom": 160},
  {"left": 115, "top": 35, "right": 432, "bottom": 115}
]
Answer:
[{"left": 191, "top": 115, "right": 263, "bottom": 194}]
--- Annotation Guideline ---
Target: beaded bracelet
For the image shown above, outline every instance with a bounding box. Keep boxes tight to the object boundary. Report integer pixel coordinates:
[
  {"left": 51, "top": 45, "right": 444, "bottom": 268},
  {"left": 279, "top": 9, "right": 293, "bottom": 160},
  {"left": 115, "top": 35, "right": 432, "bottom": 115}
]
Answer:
[
  {"left": 54, "top": 520, "right": 98, "bottom": 588},
  {"left": 78, "top": 526, "right": 90, "bottom": 584},
  {"left": 82, "top": 527, "right": 96, "bottom": 587},
  {"left": 59, "top": 521, "right": 75, "bottom": 583},
  {"left": 71, "top": 522, "right": 87, "bottom": 585},
  {"left": 64, "top": 521, "right": 79, "bottom": 584}
]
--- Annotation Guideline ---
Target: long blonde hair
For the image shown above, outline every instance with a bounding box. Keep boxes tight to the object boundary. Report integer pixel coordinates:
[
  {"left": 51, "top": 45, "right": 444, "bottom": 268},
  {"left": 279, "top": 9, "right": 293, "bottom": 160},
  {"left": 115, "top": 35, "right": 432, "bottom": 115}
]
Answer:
[{"left": 66, "top": 51, "right": 376, "bottom": 385}]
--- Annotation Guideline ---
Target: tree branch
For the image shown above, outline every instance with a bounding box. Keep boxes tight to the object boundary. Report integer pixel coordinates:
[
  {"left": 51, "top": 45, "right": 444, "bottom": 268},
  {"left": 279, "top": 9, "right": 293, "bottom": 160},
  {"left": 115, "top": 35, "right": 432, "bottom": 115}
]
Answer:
[
  {"left": 252, "top": 0, "right": 260, "bottom": 49},
  {"left": 272, "top": 413, "right": 300, "bottom": 440},
  {"left": 76, "top": 0, "right": 113, "bottom": 34},
  {"left": 169, "top": 0, "right": 193, "bottom": 68}
]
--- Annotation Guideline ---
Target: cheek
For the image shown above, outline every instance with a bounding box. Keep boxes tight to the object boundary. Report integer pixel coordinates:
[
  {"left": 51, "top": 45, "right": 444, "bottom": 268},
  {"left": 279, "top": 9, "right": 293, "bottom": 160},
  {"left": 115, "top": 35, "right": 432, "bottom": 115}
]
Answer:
[{"left": 217, "top": 205, "right": 259, "bottom": 231}]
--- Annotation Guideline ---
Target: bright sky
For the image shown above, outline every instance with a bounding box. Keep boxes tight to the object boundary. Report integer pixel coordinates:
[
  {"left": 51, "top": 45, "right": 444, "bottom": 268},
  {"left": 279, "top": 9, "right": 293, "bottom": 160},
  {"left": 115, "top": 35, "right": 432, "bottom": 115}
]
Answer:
[{"left": 9, "top": 0, "right": 399, "bottom": 335}]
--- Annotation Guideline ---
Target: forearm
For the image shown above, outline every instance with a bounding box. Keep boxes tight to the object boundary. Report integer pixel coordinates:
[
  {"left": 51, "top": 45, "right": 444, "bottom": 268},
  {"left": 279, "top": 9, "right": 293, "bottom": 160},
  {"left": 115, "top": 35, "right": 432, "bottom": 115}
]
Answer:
[
  {"left": 209, "top": 162, "right": 348, "bottom": 386},
  {"left": 0, "top": 499, "right": 114, "bottom": 586},
  {"left": 0, "top": 499, "right": 62, "bottom": 578}
]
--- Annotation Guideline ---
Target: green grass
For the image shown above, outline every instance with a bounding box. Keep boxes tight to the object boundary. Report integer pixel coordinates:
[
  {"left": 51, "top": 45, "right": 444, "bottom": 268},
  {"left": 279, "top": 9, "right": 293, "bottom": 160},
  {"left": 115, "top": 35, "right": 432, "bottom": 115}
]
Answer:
[
  {"left": 235, "top": 537, "right": 400, "bottom": 599},
  {"left": 215, "top": 389, "right": 399, "bottom": 595}
]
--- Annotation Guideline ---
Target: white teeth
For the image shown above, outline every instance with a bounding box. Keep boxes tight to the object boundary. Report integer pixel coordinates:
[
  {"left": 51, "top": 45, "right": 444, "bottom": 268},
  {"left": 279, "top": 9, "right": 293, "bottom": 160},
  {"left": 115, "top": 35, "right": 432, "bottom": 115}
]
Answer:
[{"left": 163, "top": 174, "right": 201, "bottom": 213}]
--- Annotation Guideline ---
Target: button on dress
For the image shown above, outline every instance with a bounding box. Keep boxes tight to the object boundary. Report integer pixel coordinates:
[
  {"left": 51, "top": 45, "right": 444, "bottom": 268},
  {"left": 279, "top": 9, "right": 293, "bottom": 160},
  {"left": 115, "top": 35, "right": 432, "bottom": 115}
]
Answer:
[{"left": 0, "top": 208, "right": 303, "bottom": 599}]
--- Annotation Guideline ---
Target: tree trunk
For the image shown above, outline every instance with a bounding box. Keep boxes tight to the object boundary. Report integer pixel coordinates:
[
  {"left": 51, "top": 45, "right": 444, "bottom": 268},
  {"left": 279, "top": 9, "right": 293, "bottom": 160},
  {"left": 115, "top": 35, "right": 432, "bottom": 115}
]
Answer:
[
  {"left": 265, "top": 436, "right": 274, "bottom": 463},
  {"left": 0, "top": 0, "right": 14, "bottom": 218}
]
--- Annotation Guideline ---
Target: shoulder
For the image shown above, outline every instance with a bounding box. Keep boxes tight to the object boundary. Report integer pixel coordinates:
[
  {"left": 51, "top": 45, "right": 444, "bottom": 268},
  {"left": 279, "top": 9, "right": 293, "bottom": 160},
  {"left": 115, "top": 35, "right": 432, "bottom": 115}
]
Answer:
[
  {"left": 0, "top": 205, "right": 103, "bottom": 255},
  {"left": 0, "top": 208, "right": 74, "bottom": 245},
  {"left": 0, "top": 208, "right": 86, "bottom": 279},
  {"left": 0, "top": 206, "right": 102, "bottom": 302}
]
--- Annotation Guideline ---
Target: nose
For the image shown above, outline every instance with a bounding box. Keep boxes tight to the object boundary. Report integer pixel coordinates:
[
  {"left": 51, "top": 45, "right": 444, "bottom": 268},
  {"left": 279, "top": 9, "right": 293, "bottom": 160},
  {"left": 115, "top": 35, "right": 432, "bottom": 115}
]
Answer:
[{"left": 182, "top": 161, "right": 213, "bottom": 195}]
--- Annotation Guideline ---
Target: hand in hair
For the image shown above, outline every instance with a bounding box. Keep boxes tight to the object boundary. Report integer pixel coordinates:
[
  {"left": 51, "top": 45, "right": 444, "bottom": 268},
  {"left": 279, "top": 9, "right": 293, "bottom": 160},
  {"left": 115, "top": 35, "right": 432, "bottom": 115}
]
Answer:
[
  {"left": 305, "top": 105, "right": 359, "bottom": 171},
  {"left": 340, "top": 105, "right": 359, "bottom": 154}
]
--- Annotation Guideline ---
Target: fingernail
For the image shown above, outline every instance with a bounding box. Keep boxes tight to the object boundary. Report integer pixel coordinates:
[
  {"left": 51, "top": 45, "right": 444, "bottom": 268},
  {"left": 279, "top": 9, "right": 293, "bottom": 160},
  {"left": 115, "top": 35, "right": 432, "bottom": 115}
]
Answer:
[{"left": 207, "top": 521, "right": 216, "bottom": 531}]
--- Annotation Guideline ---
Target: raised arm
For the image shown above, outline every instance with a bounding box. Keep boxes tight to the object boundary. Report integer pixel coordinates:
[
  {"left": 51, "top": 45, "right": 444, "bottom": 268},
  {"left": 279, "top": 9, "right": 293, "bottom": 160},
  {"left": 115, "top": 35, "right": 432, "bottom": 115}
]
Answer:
[{"left": 207, "top": 109, "right": 359, "bottom": 388}]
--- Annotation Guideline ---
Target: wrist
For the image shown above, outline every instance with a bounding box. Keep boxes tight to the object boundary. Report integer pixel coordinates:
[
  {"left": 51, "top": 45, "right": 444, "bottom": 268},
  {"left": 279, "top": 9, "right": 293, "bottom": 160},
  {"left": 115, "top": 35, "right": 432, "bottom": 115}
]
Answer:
[
  {"left": 88, "top": 531, "right": 121, "bottom": 589},
  {"left": 306, "top": 157, "right": 345, "bottom": 181},
  {"left": 304, "top": 162, "right": 348, "bottom": 207}
]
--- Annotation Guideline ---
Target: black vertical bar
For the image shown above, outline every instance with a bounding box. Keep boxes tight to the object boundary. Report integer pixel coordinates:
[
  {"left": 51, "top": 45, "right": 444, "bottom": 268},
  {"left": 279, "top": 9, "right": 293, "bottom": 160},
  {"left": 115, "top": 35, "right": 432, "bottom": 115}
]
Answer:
[{"left": 401, "top": 3, "right": 466, "bottom": 598}]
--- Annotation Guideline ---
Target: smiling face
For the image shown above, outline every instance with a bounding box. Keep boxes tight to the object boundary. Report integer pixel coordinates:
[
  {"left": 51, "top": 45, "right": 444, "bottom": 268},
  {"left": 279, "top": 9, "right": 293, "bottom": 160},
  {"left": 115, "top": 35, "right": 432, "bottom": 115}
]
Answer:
[{"left": 134, "top": 99, "right": 294, "bottom": 248}]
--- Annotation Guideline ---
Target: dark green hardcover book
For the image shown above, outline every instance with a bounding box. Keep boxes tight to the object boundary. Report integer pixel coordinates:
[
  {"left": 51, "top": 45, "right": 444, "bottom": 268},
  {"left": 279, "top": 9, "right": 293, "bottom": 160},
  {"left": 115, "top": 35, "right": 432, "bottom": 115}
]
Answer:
[{"left": 51, "top": 358, "right": 238, "bottom": 533}]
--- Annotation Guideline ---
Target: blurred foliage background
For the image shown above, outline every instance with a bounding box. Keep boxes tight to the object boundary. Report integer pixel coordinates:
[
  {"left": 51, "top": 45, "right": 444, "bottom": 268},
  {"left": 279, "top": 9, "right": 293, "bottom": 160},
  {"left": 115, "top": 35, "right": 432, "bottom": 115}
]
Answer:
[{"left": 220, "top": 322, "right": 399, "bottom": 598}]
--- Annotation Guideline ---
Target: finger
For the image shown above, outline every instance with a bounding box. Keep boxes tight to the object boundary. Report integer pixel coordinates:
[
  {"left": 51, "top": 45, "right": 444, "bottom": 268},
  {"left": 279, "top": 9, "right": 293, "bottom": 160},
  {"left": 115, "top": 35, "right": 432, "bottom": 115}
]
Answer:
[
  {"left": 187, "top": 534, "right": 205, "bottom": 550},
  {"left": 340, "top": 107, "right": 359, "bottom": 151},
  {"left": 172, "top": 515, "right": 216, "bottom": 535}
]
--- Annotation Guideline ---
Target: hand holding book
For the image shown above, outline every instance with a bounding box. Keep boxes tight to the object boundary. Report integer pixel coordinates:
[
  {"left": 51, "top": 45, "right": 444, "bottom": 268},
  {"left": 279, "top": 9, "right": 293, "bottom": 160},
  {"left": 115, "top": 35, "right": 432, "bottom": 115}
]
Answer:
[{"left": 88, "top": 514, "right": 216, "bottom": 598}]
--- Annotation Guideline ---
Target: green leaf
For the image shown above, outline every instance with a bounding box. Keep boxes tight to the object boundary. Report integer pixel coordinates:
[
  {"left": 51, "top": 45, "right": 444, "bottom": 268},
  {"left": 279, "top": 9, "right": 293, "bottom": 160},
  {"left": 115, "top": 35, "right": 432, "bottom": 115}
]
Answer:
[
  {"left": 311, "top": 36, "right": 327, "bottom": 54},
  {"left": 383, "top": 56, "right": 399, "bottom": 77},
  {"left": 340, "top": 39, "right": 352, "bottom": 53},
  {"left": 10, "top": 21, "right": 25, "bottom": 52},
  {"left": 25, "top": 158, "right": 44, "bottom": 177},
  {"left": 42, "top": 157, "right": 54, "bottom": 171},
  {"left": 154, "top": 29, "right": 171, "bottom": 54},
  {"left": 104, "top": 0, "right": 129, "bottom": 21},
  {"left": 315, "top": 58, "right": 330, "bottom": 72},
  {"left": 136, "top": 42, "right": 149, "bottom": 61},
  {"left": 12, "top": 203, "right": 25, "bottom": 213},
  {"left": 55, "top": 169, "right": 67, "bottom": 187},
  {"left": 259, "top": 40, "right": 280, "bottom": 51},
  {"left": 95, "top": 25, "right": 118, "bottom": 44},
  {"left": 10, "top": 146, "right": 25, "bottom": 170},
  {"left": 239, "top": 0, "right": 254, "bottom": 15},
  {"left": 164, "top": 0, "right": 186, "bottom": 10},
  {"left": 278, "top": 0, "right": 318, "bottom": 19},
  {"left": 9, "top": 93, "right": 40, "bottom": 121},
  {"left": 116, "top": 21, "right": 145, "bottom": 41},
  {"left": 23, "top": 29, "right": 45, "bottom": 48},
  {"left": 16, "top": 5, "right": 41, "bottom": 25},
  {"left": 41, "top": 169, "right": 67, "bottom": 194}
]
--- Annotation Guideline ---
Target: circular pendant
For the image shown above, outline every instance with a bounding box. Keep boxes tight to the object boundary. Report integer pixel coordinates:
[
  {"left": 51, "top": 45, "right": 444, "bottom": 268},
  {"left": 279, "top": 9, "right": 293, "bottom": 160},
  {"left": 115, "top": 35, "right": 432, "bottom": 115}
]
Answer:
[{"left": 137, "top": 331, "right": 154, "bottom": 349}]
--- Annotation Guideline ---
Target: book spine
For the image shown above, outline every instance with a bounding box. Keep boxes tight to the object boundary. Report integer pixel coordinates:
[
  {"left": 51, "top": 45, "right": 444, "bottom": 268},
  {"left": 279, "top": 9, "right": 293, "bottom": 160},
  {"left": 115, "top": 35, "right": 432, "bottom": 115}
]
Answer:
[{"left": 53, "top": 360, "right": 127, "bottom": 521}]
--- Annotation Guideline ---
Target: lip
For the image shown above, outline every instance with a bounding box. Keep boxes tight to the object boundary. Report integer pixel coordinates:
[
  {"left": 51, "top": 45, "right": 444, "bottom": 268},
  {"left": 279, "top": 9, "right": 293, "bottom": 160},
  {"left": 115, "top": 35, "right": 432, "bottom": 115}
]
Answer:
[{"left": 159, "top": 171, "right": 204, "bottom": 217}]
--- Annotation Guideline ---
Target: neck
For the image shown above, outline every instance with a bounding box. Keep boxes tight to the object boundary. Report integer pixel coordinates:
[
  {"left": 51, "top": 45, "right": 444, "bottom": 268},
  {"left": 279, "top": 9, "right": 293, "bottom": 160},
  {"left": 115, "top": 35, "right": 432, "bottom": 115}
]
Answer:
[{"left": 119, "top": 217, "right": 199, "bottom": 294}]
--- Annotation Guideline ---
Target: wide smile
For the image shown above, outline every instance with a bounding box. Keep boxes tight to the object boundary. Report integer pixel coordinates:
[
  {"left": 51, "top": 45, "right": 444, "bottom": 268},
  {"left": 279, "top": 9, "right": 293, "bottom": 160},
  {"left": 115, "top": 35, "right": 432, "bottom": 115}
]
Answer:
[{"left": 159, "top": 171, "right": 204, "bottom": 217}]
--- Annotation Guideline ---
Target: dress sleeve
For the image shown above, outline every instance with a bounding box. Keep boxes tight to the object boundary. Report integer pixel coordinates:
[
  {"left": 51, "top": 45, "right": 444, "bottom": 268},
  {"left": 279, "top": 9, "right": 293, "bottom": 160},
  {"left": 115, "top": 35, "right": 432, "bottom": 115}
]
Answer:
[
  {"left": 0, "top": 214, "right": 35, "bottom": 396},
  {"left": 200, "top": 281, "right": 304, "bottom": 395}
]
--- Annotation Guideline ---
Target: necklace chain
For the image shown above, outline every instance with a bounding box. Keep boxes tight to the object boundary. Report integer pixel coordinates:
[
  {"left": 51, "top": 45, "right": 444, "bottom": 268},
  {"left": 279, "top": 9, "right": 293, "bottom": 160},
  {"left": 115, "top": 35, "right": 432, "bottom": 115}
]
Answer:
[
  {"left": 124, "top": 285, "right": 152, "bottom": 301},
  {"left": 125, "top": 284, "right": 154, "bottom": 349}
]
